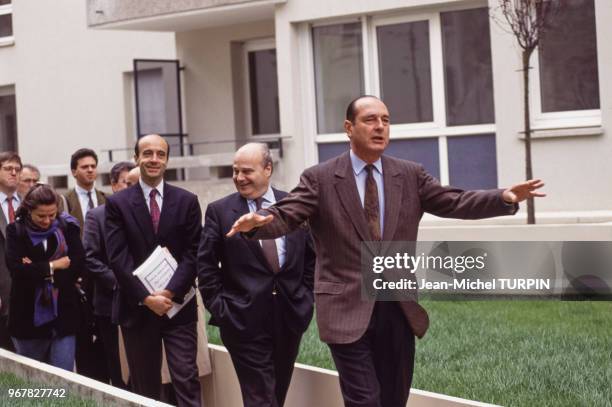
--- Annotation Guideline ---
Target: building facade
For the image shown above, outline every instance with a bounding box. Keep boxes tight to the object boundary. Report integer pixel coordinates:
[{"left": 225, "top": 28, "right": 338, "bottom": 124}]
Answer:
[
  {"left": 0, "top": 0, "right": 175, "bottom": 186},
  {"left": 4, "top": 0, "right": 609, "bottom": 217}
]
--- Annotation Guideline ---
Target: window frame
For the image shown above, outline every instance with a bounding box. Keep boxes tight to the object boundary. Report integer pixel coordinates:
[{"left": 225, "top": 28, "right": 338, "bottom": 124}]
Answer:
[
  {"left": 243, "top": 37, "right": 281, "bottom": 140},
  {"left": 304, "top": 2, "right": 497, "bottom": 186},
  {"left": 530, "top": 47, "right": 601, "bottom": 131},
  {"left": 0, "top": 2, "right": 14, "bottom": 46}
]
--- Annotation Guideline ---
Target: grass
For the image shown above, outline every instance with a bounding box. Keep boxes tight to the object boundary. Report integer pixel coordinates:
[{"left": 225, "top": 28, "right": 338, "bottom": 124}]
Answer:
[
  {"left": 0, "top": 372, "right": 98, "bottom": 406},
  {"left": 206, "top": 301, "right": 612, "bottom": 406}
]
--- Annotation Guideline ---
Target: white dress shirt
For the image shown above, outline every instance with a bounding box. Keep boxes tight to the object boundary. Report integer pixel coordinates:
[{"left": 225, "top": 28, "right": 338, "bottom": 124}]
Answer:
[
  {"left": 350, "top": 149, "right": 385, "bottom": 235},
  {"left": 75, "top": 184, "right": 99, "bottom": 220},
  {"left": 0, "top": 191, "right": 20, "bottom": 223},
  {"left": 140, "top": 178, "right": 164, "bottom": 213}
]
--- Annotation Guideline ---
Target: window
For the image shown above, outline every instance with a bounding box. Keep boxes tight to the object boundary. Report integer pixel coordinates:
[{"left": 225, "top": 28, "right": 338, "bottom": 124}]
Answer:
[
  {"left": 244, "top": 40, "right": 280, "bottom": 136},
  {"left": 538, "top": 0, "right": 599, "bottom": 113},
  {"left": 312, "top": 22, "right": 364, "bottom": 134},
  {"left": 0, "top": 87, "right": 18, "bottom": 152},
  {"left": 0, "top": 0, "right": 13, "bottom": 45},
  {"left": 310, "top": 7, "right": 497, "bottom": 188},
  {"left": 530, "top": 0, "right": 600, "bottom": 129}
]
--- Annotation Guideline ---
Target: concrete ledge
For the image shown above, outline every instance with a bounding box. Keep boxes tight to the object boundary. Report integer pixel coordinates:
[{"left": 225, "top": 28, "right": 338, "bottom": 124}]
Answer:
[
  {"left": 206, "top": 344, "right": 500, "bottom": 407},
  {"left": 0, "top": 349, "right": 170, "bottom": 406}
]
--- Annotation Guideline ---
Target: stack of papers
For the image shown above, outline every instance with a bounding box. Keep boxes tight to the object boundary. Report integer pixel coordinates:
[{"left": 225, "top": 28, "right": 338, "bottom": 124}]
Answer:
[{"left": 132, "top": 246, "right": 196, "bottom": 318}]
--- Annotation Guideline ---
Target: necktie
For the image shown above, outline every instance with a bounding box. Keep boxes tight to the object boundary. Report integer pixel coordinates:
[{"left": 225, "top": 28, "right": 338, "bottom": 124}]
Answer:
[
  {"left": 87, "top": 191, "right": 94, "bottom": 211},
  {"left": 7, "top": 196, "right": 15, "bottom": 223},
  {"left": 149, "top": 189, "right": 161, "bottom": 234},
  {"left": 364, "top": 165, "right": 381, "bottom": 241},
  {"left": 255, "top": 198, "right": 280, "bottom": 273}
]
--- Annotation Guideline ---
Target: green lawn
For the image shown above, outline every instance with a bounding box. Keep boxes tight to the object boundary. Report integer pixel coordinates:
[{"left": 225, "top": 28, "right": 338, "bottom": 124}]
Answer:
[
  {"left": 0, "top": 372, "right": 97, "bottom": 406},
  {"left": 207, "top": 301, "right": 612, "bottom": 406}
]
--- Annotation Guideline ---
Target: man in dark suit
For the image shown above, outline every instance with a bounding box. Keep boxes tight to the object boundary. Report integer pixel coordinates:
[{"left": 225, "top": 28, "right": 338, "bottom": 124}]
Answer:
[
  {"left": 105, "top": 134, "right": 202, "bottom": 407},
  {"left": 0, "top": 151, "right": 22, "bottom": 351},
  {"left": 198, "top": 143, "right": 315, "bottom": 407},
  {"left": 228, "top": 96, "right": 546, "bottom": 407},
  {"left": 64, "top": 148, "right": 108, "bottom": 381},
  {"left": 83, "top": 161, "right": 135, "bottom": 389}
]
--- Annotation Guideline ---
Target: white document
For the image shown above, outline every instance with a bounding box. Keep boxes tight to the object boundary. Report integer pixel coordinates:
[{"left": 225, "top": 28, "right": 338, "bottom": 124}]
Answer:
[{"left": 132, "top": 246, "right": 196, "bottom": 318}]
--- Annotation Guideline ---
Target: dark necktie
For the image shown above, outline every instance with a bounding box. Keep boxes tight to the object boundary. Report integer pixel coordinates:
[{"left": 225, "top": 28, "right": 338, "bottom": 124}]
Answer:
[
  {"left": 149, "top": 189, "right": 161, "bottom": 234},
  {"left": 87, "top": 191, "right": 94, "bottom": 211},
  {"left": 364, "top": 165, "right": 381, "bottom": 241},
  {"left": 7, "top": 196, "right": 15, "bottom": 223},
  {"left": 255, "top": 197, "right": 280, "bottom": 273}
]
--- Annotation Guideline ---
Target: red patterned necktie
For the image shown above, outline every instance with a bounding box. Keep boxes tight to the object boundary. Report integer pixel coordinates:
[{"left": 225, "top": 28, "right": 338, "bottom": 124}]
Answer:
[
  {"left": 7, "top": 196, "right": 15, "bottom": 223},
  {"left": 149, "top": 189, "right": 160, "bottom": 234},
  {"left": 364, "top": 165, "right": 381, "bottom": 241},
  {"left": 255, "top": 197, "right": 280, "bottom": 273}
]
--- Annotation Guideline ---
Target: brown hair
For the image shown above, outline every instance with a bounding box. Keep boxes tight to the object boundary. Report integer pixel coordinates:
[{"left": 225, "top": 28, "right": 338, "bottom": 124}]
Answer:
[
  {"left": 0, "top": 151, "right": 22, "bottom": 169},
  {"left": 15, "top": 184, "right": 60, "bottom": 220}
]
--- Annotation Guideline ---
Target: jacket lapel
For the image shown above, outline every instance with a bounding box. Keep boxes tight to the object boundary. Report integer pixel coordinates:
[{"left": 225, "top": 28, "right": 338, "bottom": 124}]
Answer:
[
  {"left": 129, "top": 184, "right": 156, "bottom": 247},
  {"left": 66, "top": 190, "right": 84, "bottom": 228},
  {"left": 96, "top": 189, "right": 106, "bottom": 206},
  {"left": 232, "top": 194, "right": 272, "bottom": 273},
  {"left": 157, "top": 183, "right": 177, "bottom": 239},
  {"left": 381, "top": 156, "right": 402, "bottom": 242},
  {"left": 333, "top": 152, "right": 377, "bottom": 255},
  {"left": 380, "top": 156, "right": 403, "bottom": 256},
  {"left": 0, "top": 208, "right": 7, "bottom": 238}
]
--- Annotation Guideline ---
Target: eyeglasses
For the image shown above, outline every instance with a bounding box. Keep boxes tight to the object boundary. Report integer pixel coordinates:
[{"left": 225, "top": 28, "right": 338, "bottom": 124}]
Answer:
[{"left": 1, "top": 165, "right": 22, "bottom": 173}]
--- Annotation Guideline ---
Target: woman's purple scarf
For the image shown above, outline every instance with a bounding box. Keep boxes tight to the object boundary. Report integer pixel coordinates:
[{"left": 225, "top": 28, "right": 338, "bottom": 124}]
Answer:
[{"left": 26, "top": 213, "right": 79, "bottom": 327}]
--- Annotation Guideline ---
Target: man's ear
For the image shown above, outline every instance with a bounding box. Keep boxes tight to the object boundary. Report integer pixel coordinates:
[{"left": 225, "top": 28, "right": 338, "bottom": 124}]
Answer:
[
  {"left": 71, "top": 169, "right": 77, "bottom": 178},
  {"left": 344, "top": 120, "right": 353, "bottom": 139}
]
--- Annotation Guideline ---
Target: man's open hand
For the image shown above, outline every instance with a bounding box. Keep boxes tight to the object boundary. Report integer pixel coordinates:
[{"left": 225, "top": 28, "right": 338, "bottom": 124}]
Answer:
[
  {"left": 226, "top": 212, "right": 274, "bottom": 237},
  {"left": 502, "top": 179, "right": 546, "bottom": 203}
]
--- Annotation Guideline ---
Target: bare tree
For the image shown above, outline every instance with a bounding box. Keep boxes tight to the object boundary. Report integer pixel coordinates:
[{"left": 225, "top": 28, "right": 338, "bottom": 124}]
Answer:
[{"left": 493, "top": 0, "right": 560, "bottom": 224}]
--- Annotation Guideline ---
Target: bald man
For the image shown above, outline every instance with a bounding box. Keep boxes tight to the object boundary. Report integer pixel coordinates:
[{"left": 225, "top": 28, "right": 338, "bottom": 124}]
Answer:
[
  {"left": 198, "top": 143, "right": 315, "bottom": 407},
  {"left": 105, "top": 135, "right": 202, "bottom": 406}
]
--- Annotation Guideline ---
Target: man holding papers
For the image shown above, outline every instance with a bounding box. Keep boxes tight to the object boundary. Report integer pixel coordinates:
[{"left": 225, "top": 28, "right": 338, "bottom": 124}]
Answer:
[{"left": 105, "top": 134, "right": 203, "bottom": 407}]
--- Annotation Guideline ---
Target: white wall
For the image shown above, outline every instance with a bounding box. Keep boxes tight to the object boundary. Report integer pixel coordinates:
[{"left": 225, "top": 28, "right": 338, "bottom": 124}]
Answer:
[{"left": 0, "top": 0, "right": 176, "bottom": 178}]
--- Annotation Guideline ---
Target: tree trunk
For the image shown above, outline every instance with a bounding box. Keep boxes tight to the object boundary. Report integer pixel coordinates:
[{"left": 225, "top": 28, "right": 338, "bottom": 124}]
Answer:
[{"left": 522, "top": 50, "right": 535, "bottom": 224}]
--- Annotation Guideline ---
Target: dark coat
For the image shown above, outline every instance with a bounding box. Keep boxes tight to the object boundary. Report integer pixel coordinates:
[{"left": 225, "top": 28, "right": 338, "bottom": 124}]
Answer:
[
  {"left": 5, "top": 220, "right": 84, "bottom": 339},
  {"left": 83, "top": 204, "right": 115, "bottom": 317},
  {"left": 105, "top": 182, "right": 202, "bottom": 328},
  {"left": 198, "top": 189, "right": 315, "bottom": 337}
]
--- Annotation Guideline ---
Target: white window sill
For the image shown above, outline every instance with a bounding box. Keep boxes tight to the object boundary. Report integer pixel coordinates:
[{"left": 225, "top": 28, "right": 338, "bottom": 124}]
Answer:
[
  {"left": 518, "top": 125, "right": 603, "bottom": 140},
  {"left": 0, "top": 37, "right": 14, "bottom": 47}
]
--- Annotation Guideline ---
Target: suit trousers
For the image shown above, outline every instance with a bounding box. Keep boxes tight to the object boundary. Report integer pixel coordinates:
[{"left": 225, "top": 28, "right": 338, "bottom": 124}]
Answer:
[
  {"left": 220, "top": 295, "right": 303, "bottom": 407},
  {"left": 328, "top": 302, "right": 415, "bottom": 407},
  {"left": 121, "top": 308, "right": 200, "bottom": 407},
  {"left": 96, "top": 315, "right": 127, "bottom": 389}
]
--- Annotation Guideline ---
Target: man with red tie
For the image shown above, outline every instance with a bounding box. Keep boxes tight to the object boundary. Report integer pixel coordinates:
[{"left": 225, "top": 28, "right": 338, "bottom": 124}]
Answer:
[
  {"left": 0, "top": 151, "right": 22, "bottom": 351},
  {"left": 105, "top": 134, "right": 202, "bottom": 406}
]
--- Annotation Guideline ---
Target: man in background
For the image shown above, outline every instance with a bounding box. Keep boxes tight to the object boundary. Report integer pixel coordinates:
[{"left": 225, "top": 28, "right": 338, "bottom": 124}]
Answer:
[
  {"left": 0, "top": 151, "right": 22, "bottom": 351},
  {"left": 17, "top": 164, "right": 40, "bottom": 198},
  {"left": 65, "top": 148, "right": 108, "bottom": 382},
  {"left": 83, "top": 161, "right": 135, "bottom": 389}
]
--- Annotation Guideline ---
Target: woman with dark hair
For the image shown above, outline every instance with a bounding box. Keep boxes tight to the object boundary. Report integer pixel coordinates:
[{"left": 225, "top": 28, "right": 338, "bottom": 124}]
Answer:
[{"left": 5, "top": 184, "right": 84, "bottom": 370}]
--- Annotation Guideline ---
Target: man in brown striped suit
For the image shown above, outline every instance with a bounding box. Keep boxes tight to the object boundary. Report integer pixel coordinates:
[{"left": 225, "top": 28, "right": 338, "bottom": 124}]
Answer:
[{"left": 228, "top": 95, "right": 545, "bottom": 407}]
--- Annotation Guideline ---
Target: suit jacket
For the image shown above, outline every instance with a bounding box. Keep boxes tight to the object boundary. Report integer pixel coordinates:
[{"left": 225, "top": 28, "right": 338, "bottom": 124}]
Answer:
[
  {"left": 252, "top": 152, "right": 518, "bottom": 344},
  {"left": 105, "top": 182, "right": 202, "bottom": 327},
  {"left": 64, "top": 188, "right": 107, "bottom": 233},
  {"left": 198, "top": 189, "right": 315, "bottom": 337},
  {"left": 5, "top": 220, "right": 84, "bottom": 339},
  {"left": 83, "top": 204, "right": 116, "bottom": 317},
  {"left": 0, "top": 210, "right": 10, "bottom": 317}
]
